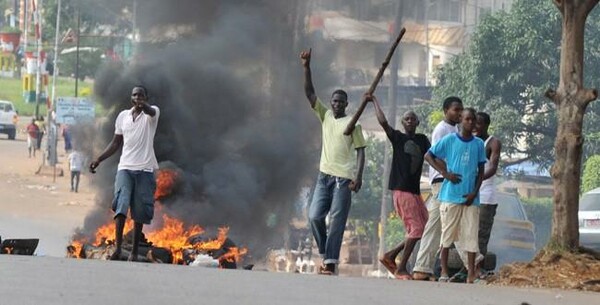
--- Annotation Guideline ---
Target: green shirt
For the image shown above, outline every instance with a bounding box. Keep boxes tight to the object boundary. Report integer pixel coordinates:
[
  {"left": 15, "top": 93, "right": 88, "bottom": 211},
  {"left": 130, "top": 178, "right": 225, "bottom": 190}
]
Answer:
[{"left": 313, "top": 98, "right": 367, "bottom": 180}]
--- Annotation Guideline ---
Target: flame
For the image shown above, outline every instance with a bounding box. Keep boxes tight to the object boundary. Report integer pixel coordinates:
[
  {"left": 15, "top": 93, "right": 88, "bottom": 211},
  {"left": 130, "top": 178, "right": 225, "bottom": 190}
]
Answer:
[
  {"left": 94, "top": 220, "right": 134, "bottom": 245},
  {"left": 193, "top": 227, "right": 228, "bottom": 252},
  {"left": 67, "top": 240, "right": 84, "bottom": 258},
  {"left": 219, "top": 247, "right": 248, "bottom": 264},
  {"left": 146, "top": 214, "right": 204, "bottom": 263},
  {"left": 154, "top": 169, "right": 179, "bottom": 200}
]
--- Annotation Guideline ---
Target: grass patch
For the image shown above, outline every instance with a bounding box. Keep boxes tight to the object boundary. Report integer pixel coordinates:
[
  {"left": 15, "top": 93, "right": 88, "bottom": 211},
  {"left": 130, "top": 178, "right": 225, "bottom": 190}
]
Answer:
[{"left": 0, "top": 76, "right": 94, "bottom": 116}]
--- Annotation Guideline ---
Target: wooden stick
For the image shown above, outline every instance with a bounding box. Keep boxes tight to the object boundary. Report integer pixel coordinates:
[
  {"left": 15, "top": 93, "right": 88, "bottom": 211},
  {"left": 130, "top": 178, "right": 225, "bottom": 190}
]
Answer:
[{"left": 343, "top": 27, "right": 406, "bottom": 135}]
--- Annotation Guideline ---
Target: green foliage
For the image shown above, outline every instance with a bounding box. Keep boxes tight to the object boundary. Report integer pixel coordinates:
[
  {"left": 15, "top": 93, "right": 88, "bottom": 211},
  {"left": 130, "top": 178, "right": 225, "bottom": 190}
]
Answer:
[
  {"left": 350, "top": 136, "right": 387, "bottom": 221},
  {"left": 431, "top": 0, "right": 600, "bottom": 167},
  {"left": 0, "top": 76, "right": 93, "bottom": 116},
  {"left": 0, "top": 26, "right": 22, "bottom": 34},
  {"left": 521, "top": 196, "right": 553, "bottom": 250},
  {"left": 384, "top": 214, "right": 406, "bottom": 249},
  {"left": 58, "top": 49, "right": 104, "bottom": 81},
  {"left": 582, "top": 155, "right": 600, "bottom": 193}
]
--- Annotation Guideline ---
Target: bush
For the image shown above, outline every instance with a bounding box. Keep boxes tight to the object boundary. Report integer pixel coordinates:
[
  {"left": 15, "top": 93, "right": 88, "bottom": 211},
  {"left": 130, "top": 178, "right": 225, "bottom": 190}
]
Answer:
[{"left": 582, "top": 155, "right": 600, "bottom": 193}]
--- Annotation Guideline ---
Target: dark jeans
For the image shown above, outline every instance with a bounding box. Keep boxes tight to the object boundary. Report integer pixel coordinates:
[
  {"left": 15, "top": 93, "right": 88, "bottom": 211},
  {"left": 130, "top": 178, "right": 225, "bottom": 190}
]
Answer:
[
  {"left": 70, "top": 170, "right": 81, "bottom": 192},
  {"left": 308, "top": 172, "right": 352, "bottom": 265},
  {"left": 478, "top": 204, "right": 497, "bottom": 256}
]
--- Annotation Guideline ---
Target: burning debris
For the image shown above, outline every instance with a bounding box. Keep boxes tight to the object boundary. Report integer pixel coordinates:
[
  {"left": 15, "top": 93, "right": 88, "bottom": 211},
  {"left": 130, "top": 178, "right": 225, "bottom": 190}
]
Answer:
[{"left": 67, "top": 168, "right": 247, "bottom": 268}]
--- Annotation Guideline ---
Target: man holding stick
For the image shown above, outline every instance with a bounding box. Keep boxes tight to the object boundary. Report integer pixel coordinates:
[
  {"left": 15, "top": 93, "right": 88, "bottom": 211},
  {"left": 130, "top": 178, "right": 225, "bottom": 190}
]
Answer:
[
  {"left": 300, "top": 48, "right": 366, "bottom": 275},
  {"left": 368, "top": 94, "right": 430, "bottom": 280}
]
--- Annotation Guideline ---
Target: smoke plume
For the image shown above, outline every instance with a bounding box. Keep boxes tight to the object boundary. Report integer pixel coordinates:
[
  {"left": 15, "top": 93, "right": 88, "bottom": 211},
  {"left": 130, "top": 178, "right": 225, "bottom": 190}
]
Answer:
[{"left": 75, "top": 0, "right": 328, "bottom": 259}]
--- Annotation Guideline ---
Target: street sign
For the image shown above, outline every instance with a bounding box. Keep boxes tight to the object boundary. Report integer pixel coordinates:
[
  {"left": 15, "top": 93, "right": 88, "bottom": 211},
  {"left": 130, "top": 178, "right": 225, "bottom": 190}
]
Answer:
[{"left": 55, "top": 97, "right": 95, "bottom": 124}]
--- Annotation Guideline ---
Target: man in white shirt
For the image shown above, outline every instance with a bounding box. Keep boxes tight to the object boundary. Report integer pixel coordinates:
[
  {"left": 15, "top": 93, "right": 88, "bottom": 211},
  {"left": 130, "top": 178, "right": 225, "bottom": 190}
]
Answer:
[
  {"left": 90, "top": 85, "right": 160, "bottom": 261},
  {"left": 68, "top": 149, "right": 85, "bottom": 192}
]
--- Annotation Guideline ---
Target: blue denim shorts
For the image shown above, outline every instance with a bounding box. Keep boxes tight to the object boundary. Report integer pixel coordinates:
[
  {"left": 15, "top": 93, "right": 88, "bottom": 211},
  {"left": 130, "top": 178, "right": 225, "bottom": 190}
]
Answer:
[{"left": 112, "top": 169, "right": 156, "bottom": 224}]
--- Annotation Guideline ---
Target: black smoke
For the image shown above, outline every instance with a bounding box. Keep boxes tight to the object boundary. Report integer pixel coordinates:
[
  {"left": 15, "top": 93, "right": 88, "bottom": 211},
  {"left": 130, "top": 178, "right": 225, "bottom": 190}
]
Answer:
[{"left": 74, "top": 0, "right": 336, "bottom": 259}]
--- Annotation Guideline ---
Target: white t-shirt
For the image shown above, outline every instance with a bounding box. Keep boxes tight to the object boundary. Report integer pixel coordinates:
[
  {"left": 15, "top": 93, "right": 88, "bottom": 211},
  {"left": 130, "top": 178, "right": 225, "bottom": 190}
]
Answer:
[
  {"left": 428, "top": 120, "right": 459, "bottom": 184},
  {"left": 68, "top": 151, "right": 85, "bottom": 172},
  {"left": 115, "top": 106, "right": 160, "bottom": 171},
  {"left": 480, "top": 136, "right": 497, "bottom": 205}
]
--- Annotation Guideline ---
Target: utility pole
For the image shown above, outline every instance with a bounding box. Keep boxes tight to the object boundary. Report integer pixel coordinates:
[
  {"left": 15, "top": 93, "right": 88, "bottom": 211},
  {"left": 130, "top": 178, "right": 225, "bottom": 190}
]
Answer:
[
  {"left": 377, "top": 0, "right": 403, "bottom": 272},
  {"left": 50, "top": 0, "right": 61, "bottom": 105},
  {"left": 74, "top": 1, "right": 81, "bottom": 97},
  {"left": 34, "top": 0, "right": 43, "bottom": 119}
]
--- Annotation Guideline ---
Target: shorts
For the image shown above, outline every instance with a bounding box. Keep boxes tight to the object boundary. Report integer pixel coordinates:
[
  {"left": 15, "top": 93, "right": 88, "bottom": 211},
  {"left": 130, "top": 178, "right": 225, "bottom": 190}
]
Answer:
[
  {"left": 112, "top": 169, "right": 157, "bottom": 224},
  {"left": 392, "top": 190, "right": 428, "bottom": 239},
  {"left": 439, "top": 203, "right": 479, "bottom": 253},
  {"left": 27, "top": 135, "right": 35, "bottom": 149}
]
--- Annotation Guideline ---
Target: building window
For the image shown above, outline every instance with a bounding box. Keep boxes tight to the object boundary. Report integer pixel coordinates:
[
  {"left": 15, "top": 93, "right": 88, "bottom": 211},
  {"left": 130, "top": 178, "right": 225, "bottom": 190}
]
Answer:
[{"left": 429, "top": 0, "right": 463, "bottom": 23}]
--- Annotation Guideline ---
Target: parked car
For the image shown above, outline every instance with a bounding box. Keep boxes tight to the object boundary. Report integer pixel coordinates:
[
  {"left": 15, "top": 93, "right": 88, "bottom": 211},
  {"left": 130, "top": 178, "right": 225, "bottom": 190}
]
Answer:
[
  {"left": 0, "top": 100, "right": 18, "bottom": 140},
  {"left": 579, "top": 188, "right": 600, "bottom": 250},
  {"left": 486, "top": 192, "right": 536, "bottom": 269}
]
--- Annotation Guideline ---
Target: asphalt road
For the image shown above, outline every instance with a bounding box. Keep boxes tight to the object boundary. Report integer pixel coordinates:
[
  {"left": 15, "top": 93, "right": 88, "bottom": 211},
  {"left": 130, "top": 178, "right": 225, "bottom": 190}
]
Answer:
[{"left": 0, "top": 255, "right": 597, "bottom": 305}]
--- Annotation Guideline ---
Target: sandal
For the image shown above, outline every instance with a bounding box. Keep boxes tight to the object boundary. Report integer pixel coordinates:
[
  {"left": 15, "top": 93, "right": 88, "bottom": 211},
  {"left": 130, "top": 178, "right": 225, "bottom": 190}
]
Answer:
[
  {"left": 394, "top": 273, "right": 412, "bottom": 280},
  {"left": 318, "top": 265, "right": 334, "bottom": 275},
  {"left": 438, "top": 275, "right": 450, "bottom": 283}
]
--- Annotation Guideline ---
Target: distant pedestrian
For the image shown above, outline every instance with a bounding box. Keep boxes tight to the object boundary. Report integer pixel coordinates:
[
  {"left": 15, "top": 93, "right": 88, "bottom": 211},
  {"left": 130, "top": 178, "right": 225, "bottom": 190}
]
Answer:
[
  {"left": 68, "top": 149, "right": 85, "bottom": 192},
  {"left": 369, "top": 94, "right": 430, "bottom": 280},
  {"left": 89, "top": 85, "right": 160, "bottom": 262},
  {"left": 26, "top": 118, "right": 39, "bottom": 158},
  {"left": 62, "top": 124, "right": 73, "bottom": 153},
  {"left": 34, "top": 115, "right": 45, "bottom": 150}
]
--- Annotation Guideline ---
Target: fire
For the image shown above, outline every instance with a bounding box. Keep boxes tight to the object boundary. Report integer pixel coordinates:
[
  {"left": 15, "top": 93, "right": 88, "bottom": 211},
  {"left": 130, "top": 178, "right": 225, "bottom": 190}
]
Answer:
[
  {"left": 94, "top": 220, "right": 134, "bottom": 245},
  {"left": 67, "top": 169, "right": 248, "bottom": 265},
  {"left": 193, "top": 227, "right": 229, "bottom": 252},
  {"left": 154, "top": 169, "right": 179, "bottom": 200},
  {"left": 219, "top": 247, "right": 248, "bottom": 264},
  {"left": 146, "top": 214, "right": 204, "bottom": 263}
]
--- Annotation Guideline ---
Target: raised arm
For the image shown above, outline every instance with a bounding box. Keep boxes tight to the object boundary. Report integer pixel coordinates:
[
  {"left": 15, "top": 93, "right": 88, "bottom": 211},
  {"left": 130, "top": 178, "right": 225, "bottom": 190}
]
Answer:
[
  {"left": 89, "top": 134, "right": 123, "bottom": 173},
  {"left": 369, "top": 94, "right": 393, "bottom": 134},
  {"left": 300, "top": 48, "right": 317, "bottom": 108},
  {"left": 136, "top": 101, "right": 156, "bottom": 117},
  {"left": 483, "top": 138, "right": 502, "bottom": 180}
]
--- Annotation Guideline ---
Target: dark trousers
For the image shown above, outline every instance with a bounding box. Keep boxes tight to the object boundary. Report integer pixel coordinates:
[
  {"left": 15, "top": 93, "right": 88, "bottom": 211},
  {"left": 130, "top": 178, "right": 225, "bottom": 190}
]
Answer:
[
  {"left": 71, "top": 170, "right": 81, "bottom": 192},
  {"left": 478, "top": 204, "right": 497, "bottom": 256}
]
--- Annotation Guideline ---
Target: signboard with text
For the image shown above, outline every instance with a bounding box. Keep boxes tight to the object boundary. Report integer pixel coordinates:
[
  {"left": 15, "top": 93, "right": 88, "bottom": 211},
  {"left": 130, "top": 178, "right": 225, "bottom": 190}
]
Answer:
[{"left": 55, "top": 97, "right": 95, "bottom": 124}]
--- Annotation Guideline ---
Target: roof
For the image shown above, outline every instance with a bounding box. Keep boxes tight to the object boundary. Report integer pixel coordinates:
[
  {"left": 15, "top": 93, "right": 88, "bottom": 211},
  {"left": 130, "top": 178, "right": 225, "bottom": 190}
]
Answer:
[{"left": 307, "top": 11, "right": 466, "bottom": 47}]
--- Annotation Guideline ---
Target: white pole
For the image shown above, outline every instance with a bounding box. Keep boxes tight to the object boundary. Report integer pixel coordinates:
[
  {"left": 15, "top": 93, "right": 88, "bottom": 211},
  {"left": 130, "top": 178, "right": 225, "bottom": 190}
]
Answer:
[
  {"left": 51, "top": 0, "right": 61, "bottom": 104},
  {"left": 34, "top": 0, "right": 42, "bottom": 119}
]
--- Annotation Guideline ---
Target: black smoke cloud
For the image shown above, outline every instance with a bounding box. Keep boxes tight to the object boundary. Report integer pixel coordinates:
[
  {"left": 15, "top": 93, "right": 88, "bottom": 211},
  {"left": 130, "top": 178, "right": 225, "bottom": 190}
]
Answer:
[{"left": 75, "top": 0, "right": 329, "bottom": 258}]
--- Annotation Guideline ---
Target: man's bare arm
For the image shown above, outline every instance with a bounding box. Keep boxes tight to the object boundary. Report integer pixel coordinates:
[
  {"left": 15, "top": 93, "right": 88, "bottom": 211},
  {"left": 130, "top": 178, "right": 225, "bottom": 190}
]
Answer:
[
  {"left": 89, "top": 134, "right": 123, "bottom": 172},
  {"left": 349, "top": 147, "right": 366, "bottom": 192},
  {"left": 483, "top": 138, "right": 502, "bottom": 180},
  {"left": 300, "top": 49, "right": 317, "bottom": 108},
  {"left": 370, "top": 94, "right": 393, "bottom": 135}
]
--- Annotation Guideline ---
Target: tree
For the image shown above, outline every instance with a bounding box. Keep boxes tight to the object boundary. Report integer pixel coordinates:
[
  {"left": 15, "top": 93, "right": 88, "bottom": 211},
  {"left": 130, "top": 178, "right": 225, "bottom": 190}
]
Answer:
[
  {"left": 581, "top": 155, "right": 600, "bottom": 193},
  {"left": 541, "top": 0, "right": 598, "bottom": 252},
  {"left": 430, "top": 0, "right": 600, "bottom": 168}
]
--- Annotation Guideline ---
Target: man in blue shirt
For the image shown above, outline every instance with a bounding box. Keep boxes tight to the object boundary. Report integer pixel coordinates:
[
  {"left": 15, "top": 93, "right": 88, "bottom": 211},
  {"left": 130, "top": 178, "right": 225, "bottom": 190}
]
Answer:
[{"left": 424, "top": 107, "right": 486, "bottom": 283}]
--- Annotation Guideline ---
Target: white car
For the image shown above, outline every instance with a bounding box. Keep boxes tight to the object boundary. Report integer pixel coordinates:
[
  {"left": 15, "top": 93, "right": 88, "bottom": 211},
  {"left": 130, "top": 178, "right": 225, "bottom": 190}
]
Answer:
[
  {"left": 0, "top": 100, "right": 18, "bottom": 140},
  {"left": 579, "top": 188, "right": 600, "bottom": 250}
]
